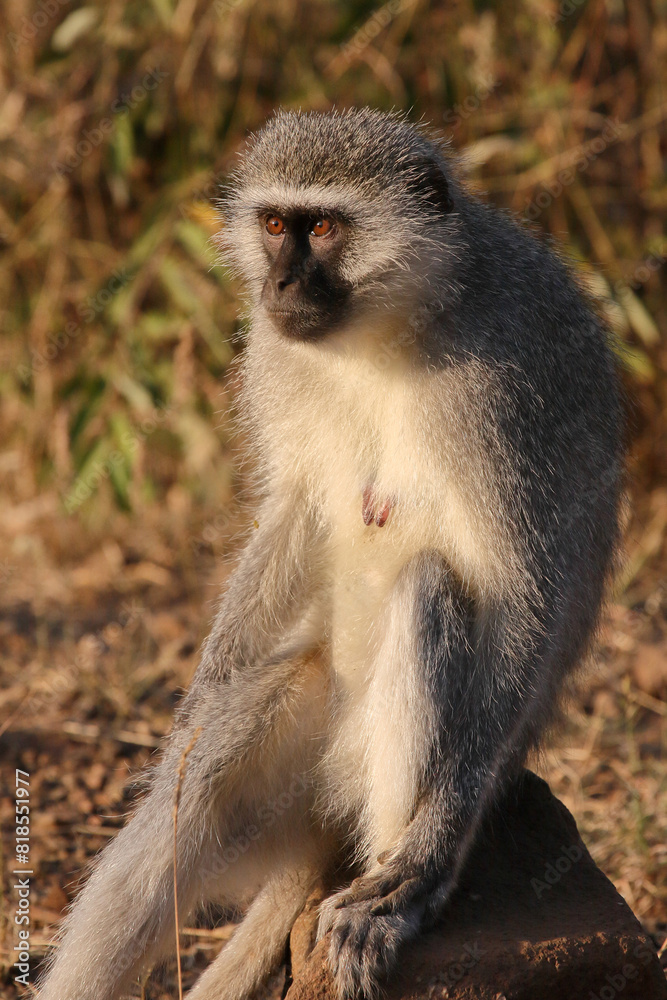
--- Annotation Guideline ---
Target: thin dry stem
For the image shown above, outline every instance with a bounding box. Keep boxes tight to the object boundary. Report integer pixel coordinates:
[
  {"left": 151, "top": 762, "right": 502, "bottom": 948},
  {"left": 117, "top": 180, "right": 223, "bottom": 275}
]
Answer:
[{"left": 173, "top": 727, "right": 203, "bottom": 1000}]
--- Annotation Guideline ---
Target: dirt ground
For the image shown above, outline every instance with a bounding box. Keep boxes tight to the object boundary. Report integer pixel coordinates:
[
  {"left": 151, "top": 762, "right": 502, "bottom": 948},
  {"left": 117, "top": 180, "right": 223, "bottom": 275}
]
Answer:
[{"left": 1, "top": 484, "right": 666, "bottom": 998}]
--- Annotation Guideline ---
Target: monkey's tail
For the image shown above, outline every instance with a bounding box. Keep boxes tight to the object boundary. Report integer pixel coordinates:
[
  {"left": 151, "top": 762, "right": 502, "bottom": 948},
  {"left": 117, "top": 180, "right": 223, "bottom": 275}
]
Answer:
[{"left": 185, "top": 861, "right": 320, "bottom": 1000}]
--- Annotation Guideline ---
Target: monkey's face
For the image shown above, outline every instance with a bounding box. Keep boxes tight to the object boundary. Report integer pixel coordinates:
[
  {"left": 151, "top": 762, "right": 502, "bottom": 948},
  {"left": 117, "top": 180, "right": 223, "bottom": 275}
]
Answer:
[
  {"left": 217, "top": 109, "right": 461, "bottom": 340},
  {"left": 258, "top": 210, "right": 352, "bottom": 340}
]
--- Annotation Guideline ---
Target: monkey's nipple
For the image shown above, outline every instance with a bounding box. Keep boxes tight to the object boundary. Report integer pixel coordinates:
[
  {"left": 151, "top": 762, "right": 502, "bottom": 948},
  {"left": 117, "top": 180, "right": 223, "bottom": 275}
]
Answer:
[{"left": 362, "top": 485, "right": 393, "bottom": 528}]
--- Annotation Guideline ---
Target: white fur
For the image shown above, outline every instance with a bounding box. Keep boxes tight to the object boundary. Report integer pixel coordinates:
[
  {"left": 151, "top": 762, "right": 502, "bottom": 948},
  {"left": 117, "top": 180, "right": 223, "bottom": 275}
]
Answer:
[
  {"left": 241, "top": 315, "right": 517, "bottom": 863},
  {"left": 234, "top": 181, "right": 374, "bottom": 218}
]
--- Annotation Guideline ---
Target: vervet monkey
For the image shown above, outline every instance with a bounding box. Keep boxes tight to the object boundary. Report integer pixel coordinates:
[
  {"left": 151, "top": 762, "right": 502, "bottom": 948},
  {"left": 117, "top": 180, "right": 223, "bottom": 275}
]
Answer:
[{"left": 39, "top": 108, "right": 623, "bottom": 1000}]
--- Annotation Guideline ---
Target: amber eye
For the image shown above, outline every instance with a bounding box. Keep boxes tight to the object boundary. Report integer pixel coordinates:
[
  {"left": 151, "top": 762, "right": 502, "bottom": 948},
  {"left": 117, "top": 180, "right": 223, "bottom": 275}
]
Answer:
[
  {"left": 311, "top": 218, "right": 332, "bottom": 237},
  {"left": 266, "top": 216, "right": 284, "bottom": 236}
]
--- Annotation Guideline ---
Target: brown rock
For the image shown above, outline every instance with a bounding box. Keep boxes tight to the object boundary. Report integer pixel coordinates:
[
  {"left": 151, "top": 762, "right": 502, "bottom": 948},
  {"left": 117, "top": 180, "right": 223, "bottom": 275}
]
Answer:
[
  {"left": 286, "top": 772, "right": 667, "bottom": 1000},
  {"left": 289, "top": 886, "right": 327, "bottom": 977}
]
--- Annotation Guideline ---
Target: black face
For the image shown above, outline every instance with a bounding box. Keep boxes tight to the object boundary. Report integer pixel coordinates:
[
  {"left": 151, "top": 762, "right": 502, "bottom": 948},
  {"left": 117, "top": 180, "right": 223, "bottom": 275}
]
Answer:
[{"left": 259, "top": 210, "right": 353, "bottom": 339}]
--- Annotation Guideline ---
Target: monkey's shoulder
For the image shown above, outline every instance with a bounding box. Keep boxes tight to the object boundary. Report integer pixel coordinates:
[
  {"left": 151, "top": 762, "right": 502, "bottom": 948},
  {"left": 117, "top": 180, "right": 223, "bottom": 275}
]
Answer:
[{"left": 457, "top": 199, "right": 614, "bottom": 367}]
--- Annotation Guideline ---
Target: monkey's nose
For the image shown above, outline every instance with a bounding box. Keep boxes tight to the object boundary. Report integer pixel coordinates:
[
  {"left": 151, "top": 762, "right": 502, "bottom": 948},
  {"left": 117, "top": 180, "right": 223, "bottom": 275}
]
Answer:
[{"left": 276, "top": 274, "right": 298, "bottom": 293}]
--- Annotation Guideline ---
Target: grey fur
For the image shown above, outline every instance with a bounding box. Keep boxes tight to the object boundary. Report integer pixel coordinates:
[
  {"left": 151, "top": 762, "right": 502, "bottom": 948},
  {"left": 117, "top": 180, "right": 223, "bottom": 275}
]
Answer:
[{"left": 38, "top": 108, "right": 623, "bottom": 1000}]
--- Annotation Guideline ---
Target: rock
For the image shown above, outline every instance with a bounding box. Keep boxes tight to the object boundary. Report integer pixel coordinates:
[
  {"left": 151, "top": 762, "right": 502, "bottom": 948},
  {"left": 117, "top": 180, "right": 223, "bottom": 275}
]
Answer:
[{"left": 285, "top": 772, "right": 667, "bottom": 1000}]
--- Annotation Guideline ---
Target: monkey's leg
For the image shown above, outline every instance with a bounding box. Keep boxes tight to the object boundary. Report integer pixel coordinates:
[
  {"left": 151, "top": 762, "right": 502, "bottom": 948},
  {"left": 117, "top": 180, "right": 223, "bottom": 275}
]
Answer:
[
  {"left": 39, "top": 495, "right": 325, "bottom": 1000},
  {"left": 319, "top": 550, "right": 553, "bottom": 1000},
  {"left": 181, "top": 781, "right": 326, "bottom": 1000},
  {"left": 186, "top": 846, "right": 323, "bottom": 1000},
  {"left": 185, "top": 653, "right": 332, "bottom": 1000},
  {"left": 39, "top": 654, "right": 329, "bottom": 1000},
  {"left": 37, "top": 727, "right": 227, "bottom": 1000}
]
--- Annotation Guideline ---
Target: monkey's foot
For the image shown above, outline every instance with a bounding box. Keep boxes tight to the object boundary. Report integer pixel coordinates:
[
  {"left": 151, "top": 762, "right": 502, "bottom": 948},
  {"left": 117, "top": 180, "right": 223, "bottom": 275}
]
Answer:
[{"left": 318, "top": 870, "right": 436, "bottom": 999}]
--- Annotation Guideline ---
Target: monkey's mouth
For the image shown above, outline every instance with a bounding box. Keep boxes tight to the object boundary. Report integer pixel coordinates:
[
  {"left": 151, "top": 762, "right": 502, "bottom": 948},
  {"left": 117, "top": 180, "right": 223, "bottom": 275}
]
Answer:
[{"left": 264, "top": 304, "right": 336, "bottom": 341}]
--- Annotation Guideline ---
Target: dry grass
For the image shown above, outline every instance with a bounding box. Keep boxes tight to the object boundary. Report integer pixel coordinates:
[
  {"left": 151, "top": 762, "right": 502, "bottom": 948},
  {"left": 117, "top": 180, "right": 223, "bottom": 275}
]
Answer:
[{"left": 1, "top": 0, "right": 666, "bottom": 995}]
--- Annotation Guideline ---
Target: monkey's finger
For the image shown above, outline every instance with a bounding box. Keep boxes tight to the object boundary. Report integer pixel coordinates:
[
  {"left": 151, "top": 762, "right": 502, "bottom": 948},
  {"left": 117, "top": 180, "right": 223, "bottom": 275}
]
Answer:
[
  {"left": 370, "top": 876, "right": 425, "bottom": 916},
  {"left": 329, "top": 917, "right": 354, "bottom": 969},
  {"left": 332, "top": 877, "right": 385, "bottom": 908}
]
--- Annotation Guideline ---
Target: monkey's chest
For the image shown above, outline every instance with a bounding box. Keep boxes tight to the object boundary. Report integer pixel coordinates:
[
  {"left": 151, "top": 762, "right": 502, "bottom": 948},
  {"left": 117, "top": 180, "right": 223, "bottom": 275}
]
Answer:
[
  {"left": 324, "top": 481, "right": 430, "bottom": 690},
  {"left": 303, "top": 383, "right": 438, "bottom": 686}
]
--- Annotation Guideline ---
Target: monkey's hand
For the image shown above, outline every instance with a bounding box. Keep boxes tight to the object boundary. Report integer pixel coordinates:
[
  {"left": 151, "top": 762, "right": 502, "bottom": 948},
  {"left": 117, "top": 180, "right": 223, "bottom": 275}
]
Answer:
[{"left": 318, "top": 865, "right": 441, "bottom": 999}]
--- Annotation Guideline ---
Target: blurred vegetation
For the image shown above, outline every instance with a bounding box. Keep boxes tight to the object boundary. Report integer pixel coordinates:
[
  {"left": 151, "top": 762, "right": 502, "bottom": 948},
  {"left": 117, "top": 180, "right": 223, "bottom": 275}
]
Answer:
[
  {"left": 1, "top": 2, "right": 667, "bottom": 978},
  {"left": 1, "top": 0, "right": 665, "bottom": 541}
]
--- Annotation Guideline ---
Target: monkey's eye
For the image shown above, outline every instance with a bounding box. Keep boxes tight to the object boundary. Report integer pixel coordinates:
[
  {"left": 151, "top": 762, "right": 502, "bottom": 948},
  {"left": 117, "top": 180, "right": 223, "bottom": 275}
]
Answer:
[
  {"left": 266, "top": 217, "right": 285, "bottom": 236},
  {"left": 311, "top": 218, "right": 332, "bottom": 237}
]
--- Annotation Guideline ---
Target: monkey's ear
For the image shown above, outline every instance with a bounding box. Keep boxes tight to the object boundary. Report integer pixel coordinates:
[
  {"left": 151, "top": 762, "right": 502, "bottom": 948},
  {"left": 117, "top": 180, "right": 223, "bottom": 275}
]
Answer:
[{"left": 406, "top": 156, "right": 454, "bottom": 216}]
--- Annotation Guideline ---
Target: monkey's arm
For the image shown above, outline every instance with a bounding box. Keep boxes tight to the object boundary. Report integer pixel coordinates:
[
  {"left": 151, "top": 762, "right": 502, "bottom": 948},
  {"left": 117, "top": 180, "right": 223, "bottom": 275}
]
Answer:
[
  {"left": 320, "top": 549, "right": 571, "bottom": 997},
  {"left": 195, "top": 494, "right": 323, "bottom": 684},
  {"left": 38, "top": 495, "right": 323, "bottom": 1000}
]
